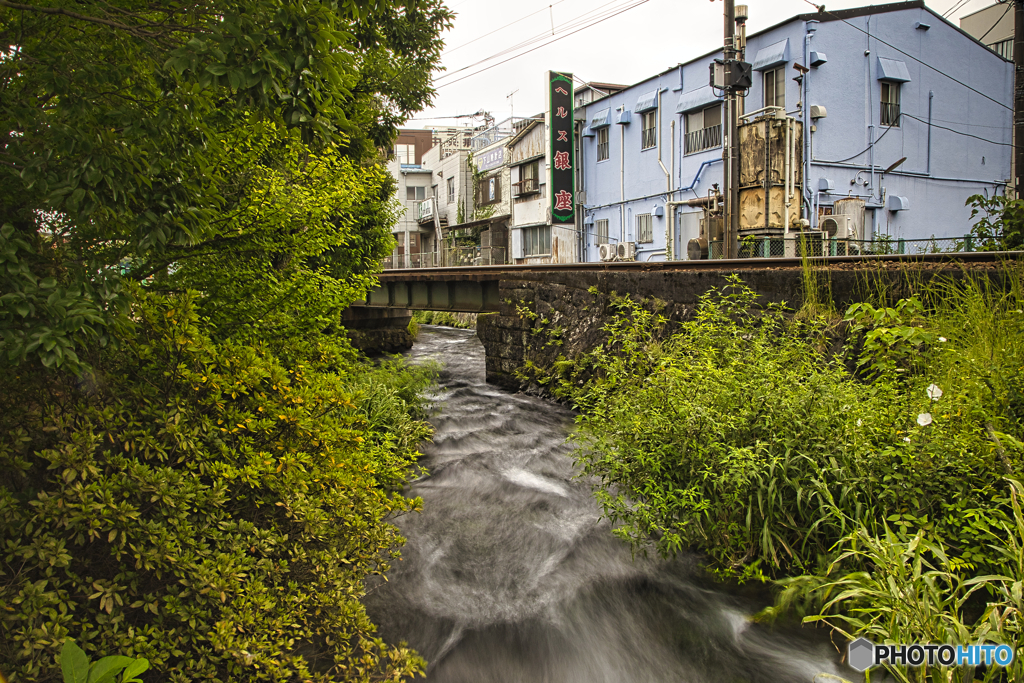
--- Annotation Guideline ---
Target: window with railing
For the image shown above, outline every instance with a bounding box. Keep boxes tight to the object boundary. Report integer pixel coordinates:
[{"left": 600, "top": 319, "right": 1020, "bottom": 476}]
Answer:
[
  {"left": 417, "top": 198, "right": 434, "bottom": 222},
  {"left": 881, "top": 81, "right": 901, "bottom": 127},
  {"left": 595, "top": 219, "right": 609, "bottom": 244},
  {"left": 641, "top": 111, "right": 657, "bottom": 150},
  {"left": 597, "top": 127, "right": 609, "bottom": 161},
  {"left": 513, "top": 160, "right": 540, "bottom": 196},
  {"left": 523, "top": 225, "right": 551, "bottom": 256},
  {"left": 636, "top": 213, "right": 653, "bottom": 243},
  {"left": 684, "top": 104, "right": 722, "bottom": 155}
]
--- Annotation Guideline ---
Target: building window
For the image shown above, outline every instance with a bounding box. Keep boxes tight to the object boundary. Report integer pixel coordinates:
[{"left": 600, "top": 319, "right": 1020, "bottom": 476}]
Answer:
[
  {"left": 636, "top": 213, "right": 653, "bottom": 243},
  {"left": 596, "top": 219, "right": 609, "bottom": 244},
  {"left": 406, "top": 186, "right": 425, "bottom": 201},
  {"left": 597, "top": 127, "right": 609, "bottom": 161},
  {"left": 992, "top": 38, "right": 1013, "bottom": 61},
  {"left": 447, "top": 177, "right": 455, "bottom": 204},
  {"left": 514, "top": 160, "right": 540, "bottom": 196},
  {"left": 763, "top": 67, "right": 785, "bottom": 110},
  {"left": 477, "top": 176, "right": 501, "bottom": 205},
  {"left": 523, "top": 225, "right": 551, "bottom": 256},
  {"left": 395, "top": 143, "right": 415, "bottom": 164},
  {"left": 881, "top": 81, "right": 901, "bottom": 127},
  {"left": 684, "top": 104, "right": 722, "bottom": 155},
  {"left": 641, "top": 111, "right": 657, "bottom": 150}
]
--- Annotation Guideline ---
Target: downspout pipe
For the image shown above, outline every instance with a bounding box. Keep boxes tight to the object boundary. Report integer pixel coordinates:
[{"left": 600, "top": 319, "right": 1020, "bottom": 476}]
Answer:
[
  {"left": 926, "top": 90, "right": 933, "bottom": 176},
  {"left": 657, "top": 88, "right": 672, "bottom": 258},
  {"left": 804, "top": 21, "right": 817, "bottom": 230},
  {"left": 620, "top": 107, "right": 626, "bottom": 243}
]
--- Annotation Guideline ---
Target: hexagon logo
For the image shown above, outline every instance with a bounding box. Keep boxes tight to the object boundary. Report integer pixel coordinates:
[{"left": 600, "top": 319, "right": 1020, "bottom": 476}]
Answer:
[{"left": 848, "top": 638, "right": 875, "bottom": 672}]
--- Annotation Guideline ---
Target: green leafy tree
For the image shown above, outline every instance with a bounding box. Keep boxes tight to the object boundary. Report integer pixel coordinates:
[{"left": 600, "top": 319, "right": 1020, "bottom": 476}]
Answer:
[
  {"left": 966, "top": 193, "right": 1024, "bottom": 251},
  {"left": 0, "top": 0, "right": 453, "bottom": 369}
]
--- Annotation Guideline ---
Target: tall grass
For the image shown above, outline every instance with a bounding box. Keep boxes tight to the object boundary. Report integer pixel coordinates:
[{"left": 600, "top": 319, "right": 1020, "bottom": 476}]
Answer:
[{"left": 562, "top": 261, "right": 1024, "bottom": 678}]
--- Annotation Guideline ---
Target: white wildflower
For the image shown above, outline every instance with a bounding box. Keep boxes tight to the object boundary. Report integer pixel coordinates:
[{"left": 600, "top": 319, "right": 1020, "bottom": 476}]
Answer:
[
  {"left": 857, "top": 419, "right": 863, "bottom": 427},
  {"left": 938, "top": 337, "right": 947, "bottom": 342},
  {"left": 917, "top": 413, "right": 933, "bottom": 427},
  {"left": 904, "top": 437, "right": 912, "bottom": 442},
  {"left": 926, "top": 384, "right": 943, "bottom": 401}
]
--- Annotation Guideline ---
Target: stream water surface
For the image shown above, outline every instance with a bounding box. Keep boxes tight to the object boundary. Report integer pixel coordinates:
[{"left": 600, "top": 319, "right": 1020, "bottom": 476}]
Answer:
[{"left": 364, "top": 326, "right": 849, "bottom": 682}]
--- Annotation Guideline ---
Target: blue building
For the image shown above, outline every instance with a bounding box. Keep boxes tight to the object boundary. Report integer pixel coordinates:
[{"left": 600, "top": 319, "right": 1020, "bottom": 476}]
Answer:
[{"left": 576, "top": 0, "right": 1013, "bottom": 261}]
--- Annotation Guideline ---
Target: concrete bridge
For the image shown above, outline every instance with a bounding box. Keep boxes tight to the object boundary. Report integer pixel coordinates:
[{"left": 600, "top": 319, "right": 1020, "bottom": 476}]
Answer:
[{"left": 347, "top": 252, "right": 1021, "bottom": 389}]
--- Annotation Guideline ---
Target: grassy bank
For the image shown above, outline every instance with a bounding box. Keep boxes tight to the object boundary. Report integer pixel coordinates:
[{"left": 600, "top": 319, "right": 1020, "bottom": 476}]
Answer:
[
  {"left": 553, "top": 264, "right": 1024, "bottom": 682},
  {"left": 411, "top": 310, "right": 477, "bottom": 330}
]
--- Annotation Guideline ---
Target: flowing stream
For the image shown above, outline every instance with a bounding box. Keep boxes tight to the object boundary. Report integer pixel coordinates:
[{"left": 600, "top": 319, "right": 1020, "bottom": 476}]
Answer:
[{"left": 364, "top": 326, "right": 848, "bottom": 682}]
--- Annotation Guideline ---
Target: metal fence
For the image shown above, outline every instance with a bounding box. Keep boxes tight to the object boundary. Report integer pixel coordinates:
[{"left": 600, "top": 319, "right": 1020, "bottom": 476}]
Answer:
[
  {"left": 383, "top": 246, "right": 507, "bottom": 269},
  {"left": 707, "top": 234, "right": 1011, "bottom": 260}
]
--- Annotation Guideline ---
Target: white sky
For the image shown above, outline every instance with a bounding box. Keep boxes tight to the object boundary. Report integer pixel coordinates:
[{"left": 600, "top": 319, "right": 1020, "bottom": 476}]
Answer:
[{"left": 411, "top": 0, "right": 1000, "bottom": 129}]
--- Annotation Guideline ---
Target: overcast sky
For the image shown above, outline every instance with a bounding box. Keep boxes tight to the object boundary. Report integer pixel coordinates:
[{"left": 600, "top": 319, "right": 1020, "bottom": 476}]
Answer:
[{"left": 411, "top": 0, "right": 999, "bottom": 129}]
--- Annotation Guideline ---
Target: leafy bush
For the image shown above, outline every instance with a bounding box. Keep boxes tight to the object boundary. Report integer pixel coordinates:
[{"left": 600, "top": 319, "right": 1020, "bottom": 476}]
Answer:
[
  {"left": 59, "top": 640, "right": 148, "bottom": 683},
  {"left": 0, "top": 290, "right": 434, "bottom": 682},
  {"left": 565, "top": 272, "right": 1023, "bottom": 581},
  {"left": 966, "top": 193, "right": 1024, "bottom": 251}
]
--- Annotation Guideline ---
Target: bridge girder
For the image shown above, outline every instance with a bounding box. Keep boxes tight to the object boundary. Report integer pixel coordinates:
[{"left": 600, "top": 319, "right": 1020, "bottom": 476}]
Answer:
[{"left": 358, "top": 279, "right": 501, "bottom": 313}]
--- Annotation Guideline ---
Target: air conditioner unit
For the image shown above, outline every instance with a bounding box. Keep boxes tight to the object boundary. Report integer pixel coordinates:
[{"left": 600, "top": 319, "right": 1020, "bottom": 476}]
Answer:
[
  {"left": 821, "top": 215, "right": 853, "bottom": 239},
  {"left": 598, "top": 243, "right": 615, "bottom": 261},
  {"left": 617, "top": 242, "right": 636, "bottom": 261}
]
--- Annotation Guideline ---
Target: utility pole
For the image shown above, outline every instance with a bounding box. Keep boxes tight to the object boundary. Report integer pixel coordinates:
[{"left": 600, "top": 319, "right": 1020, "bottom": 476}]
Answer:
[
  {"left": 1015, "top": 0, "right": 1023, "bottom": 196},
  {"left": 723, "top": 0, "right": 737, "bottom": 258}
]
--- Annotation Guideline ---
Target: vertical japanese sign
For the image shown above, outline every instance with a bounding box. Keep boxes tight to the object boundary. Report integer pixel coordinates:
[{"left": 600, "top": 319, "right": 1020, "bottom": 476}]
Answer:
[{"left": 549, "top": 71, "right": 575, "bottom": 225}]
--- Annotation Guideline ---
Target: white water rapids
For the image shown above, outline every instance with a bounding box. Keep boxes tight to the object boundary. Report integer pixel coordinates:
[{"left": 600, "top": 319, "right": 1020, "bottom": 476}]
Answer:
[{"left": 363, "top": 326, "right": 851, "bottom": 682}]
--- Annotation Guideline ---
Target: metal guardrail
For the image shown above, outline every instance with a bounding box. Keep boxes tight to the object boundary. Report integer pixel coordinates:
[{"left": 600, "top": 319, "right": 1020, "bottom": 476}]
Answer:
[
  {"left": 707, "top": 234, "right": 1009, "bottom": 259},
  {"left": 384, "top": 246, "right": 507, "bottom": 270}
]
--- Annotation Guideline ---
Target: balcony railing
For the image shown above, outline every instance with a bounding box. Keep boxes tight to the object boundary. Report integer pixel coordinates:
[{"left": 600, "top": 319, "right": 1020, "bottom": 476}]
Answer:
[
  {"left": 417, "top": 197, "right": 436, "bottom": 223},
  {"left": 512, "top": 178, "right": 540, "bottom": 197},
  {"left": 880, "top": 102, "right": 901, "bottom": 127},
  {"left": 684, "top": 125, "right": 722, "bottom": 155}
]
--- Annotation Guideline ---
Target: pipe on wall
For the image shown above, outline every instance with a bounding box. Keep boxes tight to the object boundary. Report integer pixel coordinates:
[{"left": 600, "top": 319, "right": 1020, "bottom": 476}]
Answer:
[
  {"left": 658, "top": 89, "right": 671, "bottom": 192},
  {"left": 620, "top": 108, "right": 626, "bottom": 243},
  {"left": 803, "top": 21, "right": 816, "bottom": 230},
  {"left": 926, "top": 90, "right": 933, "bottom": 176}
]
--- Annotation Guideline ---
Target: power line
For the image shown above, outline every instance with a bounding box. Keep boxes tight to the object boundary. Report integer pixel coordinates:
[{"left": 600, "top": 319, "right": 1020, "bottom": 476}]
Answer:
[
  {"left": 901, "top": 112, "right": 1015, "bottom": 148},
  {"left": 816, "top": 123, "right": 897, "bottom": 164},
  {"left": 434, "top": 0, "right": 643, "bottom": 85},
  {"left": 436, "top": 0, "right": 652, "bottom": 89},
  {"left": 942, "top": 0, "right": 972, "bottom": 19},
  {"left": 442, "top": 0, "right": 569, "bottom": 57},
  {"left": 801, "top": 0, "right": 1012, "bottom": 112},
  {"left": 435, "top": 0, "right": 633, "bottom": 84},
  {"left": 978, "top": 0, "right": 1012, "bottom": 42}
]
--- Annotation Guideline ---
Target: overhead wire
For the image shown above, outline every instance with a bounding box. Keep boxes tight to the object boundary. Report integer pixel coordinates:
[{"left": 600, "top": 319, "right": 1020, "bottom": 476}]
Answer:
[
  {"left": 435, "top": 0, "right": 635, "bottom": 84},
  {"left": 816, "top": 111, "right": 1013, "bottom": 166},
  {"left": 800, "top": 0, "right": 1012, "bottom": 111},
  {"left": 442, "top": 0, "right": 569, "bottom": 57},
  {"left": 900, "top": 112, "right": 1015, "bottom": 148},
  {"left": 816, "top": 123, "right": 897, "bottom": 164},
  {"left": 942, "top": 0, "right": 973, "bottom": 19},
  {"left": 977, "top": 0, "right": 1012, "bottom": 42},
  {"left": 435, "top": 0, "right": 653, "bottom": 89},
  {"left": 434, "top": 0, "right": 648, "bottom": 85}
]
